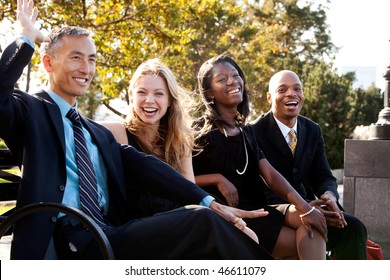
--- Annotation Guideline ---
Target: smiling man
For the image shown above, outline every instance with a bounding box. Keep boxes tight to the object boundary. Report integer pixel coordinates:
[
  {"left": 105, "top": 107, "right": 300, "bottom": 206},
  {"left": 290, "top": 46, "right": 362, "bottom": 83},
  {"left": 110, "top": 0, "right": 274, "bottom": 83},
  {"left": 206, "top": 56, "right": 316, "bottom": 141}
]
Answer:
[
  {"left": 250, "top": 70, "right": 368, "bottom": 259},
  {"left": 0, "top": 0, "right": 274, "bottom": 260}
]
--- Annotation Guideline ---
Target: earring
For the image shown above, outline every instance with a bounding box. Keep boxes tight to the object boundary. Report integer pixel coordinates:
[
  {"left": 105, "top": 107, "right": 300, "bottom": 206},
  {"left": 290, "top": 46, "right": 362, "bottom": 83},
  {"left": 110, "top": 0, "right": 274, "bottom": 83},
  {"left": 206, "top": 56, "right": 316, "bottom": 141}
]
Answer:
[{"left": 208, "top": 98, "right": 214, "bottom": 105}]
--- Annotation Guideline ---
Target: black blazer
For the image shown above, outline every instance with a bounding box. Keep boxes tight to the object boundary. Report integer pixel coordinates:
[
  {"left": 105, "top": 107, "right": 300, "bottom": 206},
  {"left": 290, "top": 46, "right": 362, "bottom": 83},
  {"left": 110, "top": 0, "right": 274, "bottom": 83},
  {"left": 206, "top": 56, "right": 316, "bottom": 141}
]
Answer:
[
  {"left": 250, "top": 111, "right": 339, "bottom": 204},
  {"left": 0, "top": 39, "right": 207, "bottom": 259}
]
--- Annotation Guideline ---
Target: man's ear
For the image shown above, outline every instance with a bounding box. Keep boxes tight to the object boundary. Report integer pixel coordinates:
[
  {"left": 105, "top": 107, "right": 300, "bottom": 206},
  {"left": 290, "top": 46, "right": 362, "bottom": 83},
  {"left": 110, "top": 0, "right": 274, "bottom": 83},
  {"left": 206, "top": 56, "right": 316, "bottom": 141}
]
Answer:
[
  {"left": 42, "top": 54, "right": 53, "bottom": 72},
  {"left": 266, "top": 92, "right": 272, "bottom": 104}
]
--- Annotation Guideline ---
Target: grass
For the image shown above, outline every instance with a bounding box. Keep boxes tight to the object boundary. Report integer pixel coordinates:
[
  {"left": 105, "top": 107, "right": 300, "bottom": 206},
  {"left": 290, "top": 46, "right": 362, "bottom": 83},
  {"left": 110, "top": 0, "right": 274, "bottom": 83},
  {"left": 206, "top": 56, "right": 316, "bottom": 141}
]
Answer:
[
  {"left": 0, "top": 168, "right": 19, "bottom": 213},
  {"left": 0, "top": 169, "right": 20, "bottom": 183},
  {"left": 0, "top": 203, "right": 15, "bottom": 215}
]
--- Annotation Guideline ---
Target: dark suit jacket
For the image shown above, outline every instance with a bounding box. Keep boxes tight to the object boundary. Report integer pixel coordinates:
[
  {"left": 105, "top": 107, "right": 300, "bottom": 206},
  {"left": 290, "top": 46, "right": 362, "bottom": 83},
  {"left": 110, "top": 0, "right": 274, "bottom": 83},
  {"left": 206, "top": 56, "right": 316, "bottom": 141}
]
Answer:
[
  {"left": 0, "top": 38, "right": 207, "bottom": 259},
  {"left": 250, "top": 111, "right": 339, "bottom": 204}
]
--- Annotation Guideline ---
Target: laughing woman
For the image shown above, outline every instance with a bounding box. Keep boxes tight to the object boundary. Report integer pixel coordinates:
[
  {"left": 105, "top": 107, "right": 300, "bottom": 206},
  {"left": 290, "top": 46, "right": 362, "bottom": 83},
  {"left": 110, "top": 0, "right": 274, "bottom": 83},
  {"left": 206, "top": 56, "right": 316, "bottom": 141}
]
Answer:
[
  {"left": 100, "top": 58, "right": 259, "bottom": 243},
  {"left": 100, "top": 58, "right": 196, "bottom": 217},
  {"left": 192, "top": 54, "right": 327, "bottom": 259}
]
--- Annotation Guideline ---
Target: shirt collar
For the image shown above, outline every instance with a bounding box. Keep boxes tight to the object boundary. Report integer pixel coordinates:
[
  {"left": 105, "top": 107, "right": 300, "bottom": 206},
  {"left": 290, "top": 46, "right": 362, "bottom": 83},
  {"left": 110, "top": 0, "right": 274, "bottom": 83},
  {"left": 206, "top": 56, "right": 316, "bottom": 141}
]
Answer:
[
  {"left": 272, "top": 114, "right": 298, "bottom": 139},
  {"left": 45, "top": 88, "right": 78, "bottom": 118}
]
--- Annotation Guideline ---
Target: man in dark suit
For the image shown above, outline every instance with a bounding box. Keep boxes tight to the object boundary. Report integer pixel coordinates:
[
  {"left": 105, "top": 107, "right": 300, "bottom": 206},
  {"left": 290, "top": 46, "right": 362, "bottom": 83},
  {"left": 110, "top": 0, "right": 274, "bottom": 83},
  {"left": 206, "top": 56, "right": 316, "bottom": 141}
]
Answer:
[
  {"left": 0, "top": 0, "right": 270, "bottom": 260},
  {"left": 250, "top": 70, "right": 367, "bottom": 259}
]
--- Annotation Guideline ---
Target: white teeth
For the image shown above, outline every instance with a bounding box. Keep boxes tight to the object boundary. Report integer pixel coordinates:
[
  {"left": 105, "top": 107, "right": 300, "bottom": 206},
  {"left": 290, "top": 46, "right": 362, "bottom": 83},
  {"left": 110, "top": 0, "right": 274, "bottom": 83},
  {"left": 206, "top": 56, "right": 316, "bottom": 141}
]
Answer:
[
  {"left": 228, "top": 88, "right": 240, "bottom": 94},
  {"left": 74, "top": 78, "right": 87, "bottom": 83},
  {"left": 285, "top": 101, "right": 298, "bottom": 106},
  {"left": 143, "top": 108, "right": 157, "bottom": 113}
]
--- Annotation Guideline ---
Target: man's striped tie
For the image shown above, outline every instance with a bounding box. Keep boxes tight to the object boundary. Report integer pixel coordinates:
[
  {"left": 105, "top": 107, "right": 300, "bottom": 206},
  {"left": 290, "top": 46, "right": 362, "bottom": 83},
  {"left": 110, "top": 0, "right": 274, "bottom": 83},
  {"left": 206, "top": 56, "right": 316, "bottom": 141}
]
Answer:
[{"left": 66, "top": 108, "right": 106, "bottom": 228}]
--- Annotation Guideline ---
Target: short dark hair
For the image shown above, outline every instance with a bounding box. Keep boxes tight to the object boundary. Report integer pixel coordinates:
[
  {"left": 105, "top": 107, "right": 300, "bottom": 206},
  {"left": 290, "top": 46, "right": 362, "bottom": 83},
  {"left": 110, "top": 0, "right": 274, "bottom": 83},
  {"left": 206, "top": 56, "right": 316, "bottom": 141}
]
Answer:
[{"left": 40, "top": 26, "right": 94, "bottom": 56}]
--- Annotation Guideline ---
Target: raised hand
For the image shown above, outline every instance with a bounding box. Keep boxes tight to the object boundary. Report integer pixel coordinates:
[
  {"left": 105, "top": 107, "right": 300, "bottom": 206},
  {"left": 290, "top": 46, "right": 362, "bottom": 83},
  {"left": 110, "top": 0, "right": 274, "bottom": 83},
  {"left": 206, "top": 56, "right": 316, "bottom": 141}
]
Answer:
[{"left": 17, "top": 0, "right": 49, "bottom": 44}]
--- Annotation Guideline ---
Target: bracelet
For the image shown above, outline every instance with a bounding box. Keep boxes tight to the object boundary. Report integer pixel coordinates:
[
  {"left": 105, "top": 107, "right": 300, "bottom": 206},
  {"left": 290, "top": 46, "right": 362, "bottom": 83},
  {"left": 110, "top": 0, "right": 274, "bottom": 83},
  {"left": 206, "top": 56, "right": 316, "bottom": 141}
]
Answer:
[{"left": 299, "top": 206, "right": 316, "bottom": 218}]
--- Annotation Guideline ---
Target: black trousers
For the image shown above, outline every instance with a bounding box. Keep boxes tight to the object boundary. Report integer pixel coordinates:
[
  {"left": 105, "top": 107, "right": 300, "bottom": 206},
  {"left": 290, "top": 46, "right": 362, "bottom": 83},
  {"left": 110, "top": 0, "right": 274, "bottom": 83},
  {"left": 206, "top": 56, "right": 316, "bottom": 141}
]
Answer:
[
  {"left": 54, "top": 206, "right": 273, "bottom": 260},
  {"left": 327, "top": 212, "right": 367, "bottom": 259}
]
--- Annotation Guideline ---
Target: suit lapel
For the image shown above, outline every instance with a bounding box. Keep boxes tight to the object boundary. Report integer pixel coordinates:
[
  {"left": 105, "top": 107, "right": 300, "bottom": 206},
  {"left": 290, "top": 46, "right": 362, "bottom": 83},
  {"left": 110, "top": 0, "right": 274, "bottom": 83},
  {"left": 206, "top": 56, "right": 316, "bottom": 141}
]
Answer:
[
  {"left": 34, "top": 91, "right": 66, "bottom": 154},
  {"left": 80, "top": 118, "right": 127, "bottom": 199},
  {"left": 81, "top": 118, "right": 111, "bottom": 163},
  {"left": 294, "top": 116, "right": 306, "bottom": 159},
  {"left": 265, "top": 112, "right": 294, "bottom": 159},
  {"left": 81, "top": 118, "right": 114, "bottom": 170}
]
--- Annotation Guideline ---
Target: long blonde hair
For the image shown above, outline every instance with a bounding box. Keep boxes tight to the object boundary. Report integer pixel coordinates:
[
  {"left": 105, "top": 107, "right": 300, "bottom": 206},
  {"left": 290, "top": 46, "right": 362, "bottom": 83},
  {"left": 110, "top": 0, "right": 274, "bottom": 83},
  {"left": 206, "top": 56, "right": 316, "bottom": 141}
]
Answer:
[{"left": 125, "top": 58, "right": 195, "bottom": 172}]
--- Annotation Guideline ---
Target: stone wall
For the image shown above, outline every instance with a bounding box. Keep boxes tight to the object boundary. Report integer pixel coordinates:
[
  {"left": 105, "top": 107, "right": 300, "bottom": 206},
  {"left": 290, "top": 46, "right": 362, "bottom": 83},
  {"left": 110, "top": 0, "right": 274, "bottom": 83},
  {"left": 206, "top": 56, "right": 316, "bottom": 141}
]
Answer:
[{"left": 343, "top": 139, "right": 390, "bottom": 242}]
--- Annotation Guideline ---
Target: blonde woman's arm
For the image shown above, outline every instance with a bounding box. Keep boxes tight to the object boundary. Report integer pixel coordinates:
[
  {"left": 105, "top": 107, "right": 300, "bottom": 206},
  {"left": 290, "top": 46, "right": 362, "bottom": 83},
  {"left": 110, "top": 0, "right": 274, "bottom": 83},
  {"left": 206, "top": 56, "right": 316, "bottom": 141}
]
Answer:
[
  {"left": 181, "top": 155, "right": 196, "bottom": 183},
  {"left": 99, "top": 121, "right": 129, "bottom": 145}
]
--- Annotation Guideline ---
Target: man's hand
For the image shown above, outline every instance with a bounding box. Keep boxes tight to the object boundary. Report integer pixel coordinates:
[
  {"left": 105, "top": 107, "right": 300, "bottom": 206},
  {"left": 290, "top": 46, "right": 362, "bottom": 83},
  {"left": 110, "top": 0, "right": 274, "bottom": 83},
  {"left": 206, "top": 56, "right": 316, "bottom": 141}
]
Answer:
[
  {"left": 311, "top": 194, "right": 347, "bottom": 228},
  {"left": 17, "top": 0, "right": 49, "bottom": 44},
  {"left": 209, "top": 201, "right": 268, "bottom": 243}
]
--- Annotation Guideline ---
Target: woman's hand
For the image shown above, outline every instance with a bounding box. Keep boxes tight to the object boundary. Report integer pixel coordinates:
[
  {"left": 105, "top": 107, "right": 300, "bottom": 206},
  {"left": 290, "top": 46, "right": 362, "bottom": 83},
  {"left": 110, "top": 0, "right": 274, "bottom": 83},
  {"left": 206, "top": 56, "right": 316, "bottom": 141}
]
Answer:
[
  {"left": 215, "top": 174, "right": 239, "bottom": 207},
  {"left": 195, "top": 173, "right": 239, "bottom": 207},
  {"left": 299, "top": 206, "right": 328, "bottom": 242}
]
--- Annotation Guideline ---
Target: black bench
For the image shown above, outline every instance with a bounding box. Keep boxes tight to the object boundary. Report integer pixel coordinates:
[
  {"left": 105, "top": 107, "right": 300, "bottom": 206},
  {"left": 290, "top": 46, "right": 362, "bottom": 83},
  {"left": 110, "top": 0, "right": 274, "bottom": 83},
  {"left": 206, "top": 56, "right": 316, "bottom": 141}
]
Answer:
[{"left": 0, "top": 147, "right": 114, "bottom": 259}]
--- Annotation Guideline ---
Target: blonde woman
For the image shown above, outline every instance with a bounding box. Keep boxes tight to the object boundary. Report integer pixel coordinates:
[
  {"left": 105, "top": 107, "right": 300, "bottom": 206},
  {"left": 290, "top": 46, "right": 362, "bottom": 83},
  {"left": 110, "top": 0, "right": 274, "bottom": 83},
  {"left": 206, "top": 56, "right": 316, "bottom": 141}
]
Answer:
[
  {"left": 101, "top": 58, "right": 260, "bottom": 243},
  {"left": 101, "top": 58, "right": 197, "bottom": 217}
]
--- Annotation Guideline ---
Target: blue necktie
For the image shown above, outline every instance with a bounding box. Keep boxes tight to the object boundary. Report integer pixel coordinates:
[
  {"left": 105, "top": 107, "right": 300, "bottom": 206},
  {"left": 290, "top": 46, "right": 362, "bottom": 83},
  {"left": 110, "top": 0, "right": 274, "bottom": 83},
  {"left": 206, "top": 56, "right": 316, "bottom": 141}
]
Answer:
[{"left": 66, "top": 109, "right": 106, "bottom": 228}]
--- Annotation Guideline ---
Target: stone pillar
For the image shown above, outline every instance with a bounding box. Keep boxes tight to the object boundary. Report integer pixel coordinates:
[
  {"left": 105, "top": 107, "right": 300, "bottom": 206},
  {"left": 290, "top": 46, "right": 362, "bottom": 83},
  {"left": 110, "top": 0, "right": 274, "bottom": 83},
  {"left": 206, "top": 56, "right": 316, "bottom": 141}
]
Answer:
[
  {"left": 369, "top": 51, "right": 390, "bottom": 139},
  {"left": 343, "top": 139, "right": 390, "bottom": 242},
  {"left": 345, "top": 49, "right": 390, "bottom": 242}
]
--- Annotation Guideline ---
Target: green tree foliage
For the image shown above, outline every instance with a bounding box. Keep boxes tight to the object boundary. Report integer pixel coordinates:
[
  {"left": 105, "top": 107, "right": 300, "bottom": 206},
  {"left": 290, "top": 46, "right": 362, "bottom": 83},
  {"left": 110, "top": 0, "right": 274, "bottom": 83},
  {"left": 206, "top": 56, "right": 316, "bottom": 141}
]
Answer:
[
  {"left": 349, "top": 84, "right": 383, "bottom": 127},
  {"left": 0, "top": 0, "right": 284, "bottom": 117},
  {"left": 0, "top": 0, "right": 330, "bottom": 116},
  {"left": 247, "top": 0, "right": 337, "bottom": 115},
  {"left": 297, "top": 63, "right": 383, "bottom": 168},
  {"left": 300, "top": 62, "right": 354, "bottom": 168},
  {"left": 0, "top": 0, "right": 384, "bottom": 168},
  {"left": 254, "top": 0, "right": 336, "bottom": 62}
]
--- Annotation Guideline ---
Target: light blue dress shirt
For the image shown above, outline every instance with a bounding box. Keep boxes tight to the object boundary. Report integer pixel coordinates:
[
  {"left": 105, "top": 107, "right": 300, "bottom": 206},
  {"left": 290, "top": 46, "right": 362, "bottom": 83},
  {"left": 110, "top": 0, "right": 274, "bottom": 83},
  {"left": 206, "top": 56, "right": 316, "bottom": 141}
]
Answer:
[
  {"left": 46, "top": 90, "right": 213, "bottom": 210},
  {"left": 46, "top": 90, "right": 109, "bottom": 214}
]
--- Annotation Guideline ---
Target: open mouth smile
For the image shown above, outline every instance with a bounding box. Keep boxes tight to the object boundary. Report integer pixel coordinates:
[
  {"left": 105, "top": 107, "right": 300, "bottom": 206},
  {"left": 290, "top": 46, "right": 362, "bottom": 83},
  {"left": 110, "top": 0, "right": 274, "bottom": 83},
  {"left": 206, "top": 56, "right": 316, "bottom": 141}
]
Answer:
[{"left": 285, "top": 100, "right": 299, "bottom": 107}]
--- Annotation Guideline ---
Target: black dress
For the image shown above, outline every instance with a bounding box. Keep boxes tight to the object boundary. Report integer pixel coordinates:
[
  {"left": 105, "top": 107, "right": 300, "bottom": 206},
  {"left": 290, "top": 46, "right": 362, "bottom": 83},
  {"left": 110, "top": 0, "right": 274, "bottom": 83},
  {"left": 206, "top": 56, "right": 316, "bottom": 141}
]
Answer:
[
  {"left": 192, "top": 121, "right": 285, "bottom": 253},
  {"left": 125, "top": 130, "right": 179, "bottom": 218}
]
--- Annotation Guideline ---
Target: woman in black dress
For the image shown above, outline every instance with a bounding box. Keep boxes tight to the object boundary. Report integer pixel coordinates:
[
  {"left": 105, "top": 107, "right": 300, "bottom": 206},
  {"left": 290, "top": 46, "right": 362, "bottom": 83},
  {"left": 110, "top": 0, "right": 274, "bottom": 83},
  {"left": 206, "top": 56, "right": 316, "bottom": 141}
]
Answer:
[
  {"left": 192, "top": 54, "right": 327, "bottom": 259},
  {"left": 102, "top": 58, "right": 260, "bottom": 242},
  {"left": 97, "top": 58, "right": 249, "bottom": 240}
]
